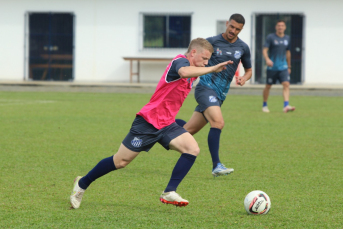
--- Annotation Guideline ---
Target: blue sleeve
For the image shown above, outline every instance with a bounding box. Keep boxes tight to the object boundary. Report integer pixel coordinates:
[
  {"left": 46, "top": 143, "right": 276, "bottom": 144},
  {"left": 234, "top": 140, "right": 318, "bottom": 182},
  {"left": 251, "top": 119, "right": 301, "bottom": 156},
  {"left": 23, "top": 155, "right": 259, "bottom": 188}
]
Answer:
[
  {"left": 206, "top": 36, "right": 215, "bottom": 45},
  {"left": 264, "top": 34, "right": 272, "bottom": 48},
  {"left": 166, "top": 58, "right": 190, "bottom": 82},
  {"left": 241, "top": 45, "right": 252, "bottom": 69}
]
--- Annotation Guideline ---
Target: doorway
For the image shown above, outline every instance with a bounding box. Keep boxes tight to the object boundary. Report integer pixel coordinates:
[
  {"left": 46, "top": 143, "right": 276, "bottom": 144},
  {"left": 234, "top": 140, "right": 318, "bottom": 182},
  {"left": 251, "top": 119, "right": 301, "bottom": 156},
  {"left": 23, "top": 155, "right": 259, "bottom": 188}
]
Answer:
[
  {"left": 253, "top": 13, "right": 304, "bottom": 84},
  {"left": 26, "top": 12, "right": 74, "bottom": 81}
]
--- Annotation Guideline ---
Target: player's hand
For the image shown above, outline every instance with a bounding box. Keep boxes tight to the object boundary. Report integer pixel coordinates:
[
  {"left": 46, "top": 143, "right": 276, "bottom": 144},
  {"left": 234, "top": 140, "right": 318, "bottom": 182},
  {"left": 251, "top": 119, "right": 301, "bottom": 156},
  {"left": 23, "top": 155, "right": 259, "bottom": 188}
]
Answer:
[
  {"left": 235, "top": 76, "right": 247, "bottom": 86},
  {"left": 212, "top": 60, "right": 233, "bottom": 73},
  {"left": 288, "top": 68, "right": 291, "bottom": 75},
  {"left": 266, "top": 59, "right": 273, "bottom": 67}
]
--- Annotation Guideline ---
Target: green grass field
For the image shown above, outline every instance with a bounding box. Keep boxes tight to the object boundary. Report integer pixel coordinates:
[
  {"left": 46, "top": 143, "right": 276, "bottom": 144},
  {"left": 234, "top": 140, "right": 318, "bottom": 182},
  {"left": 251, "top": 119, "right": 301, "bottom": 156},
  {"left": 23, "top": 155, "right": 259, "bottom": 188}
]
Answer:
[{"left": 1, "top": 91, "right": 342, "bottom": 228}]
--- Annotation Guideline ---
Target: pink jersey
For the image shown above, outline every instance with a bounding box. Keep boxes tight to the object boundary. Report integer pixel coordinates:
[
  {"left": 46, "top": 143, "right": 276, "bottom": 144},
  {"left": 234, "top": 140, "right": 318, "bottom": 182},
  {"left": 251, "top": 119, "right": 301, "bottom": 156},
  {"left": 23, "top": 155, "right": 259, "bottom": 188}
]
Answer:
[{"left": 137, "top": 54, "right": 197, "bottom": 129}]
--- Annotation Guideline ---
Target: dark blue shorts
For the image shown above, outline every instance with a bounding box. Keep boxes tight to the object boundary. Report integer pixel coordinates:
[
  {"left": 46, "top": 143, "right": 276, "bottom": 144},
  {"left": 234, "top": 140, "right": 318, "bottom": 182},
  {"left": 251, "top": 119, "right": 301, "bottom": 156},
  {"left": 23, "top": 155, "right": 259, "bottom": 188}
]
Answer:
[
  {"left": 122, "top": 116, "right": 187, "bottom": 152},
  {"left": 194, "top": 84, "right": 223, "bottom": 113},
  {"left": 266, "top": 70, "right": 290, "bottom": 85}
]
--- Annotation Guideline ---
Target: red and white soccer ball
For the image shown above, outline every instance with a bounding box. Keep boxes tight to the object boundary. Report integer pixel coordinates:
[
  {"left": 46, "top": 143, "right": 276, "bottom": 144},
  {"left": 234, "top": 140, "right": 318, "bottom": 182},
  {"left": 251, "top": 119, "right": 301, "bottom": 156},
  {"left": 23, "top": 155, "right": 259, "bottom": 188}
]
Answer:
[{"left": 244, "top": 190, "right": 271, "bottom": 215}]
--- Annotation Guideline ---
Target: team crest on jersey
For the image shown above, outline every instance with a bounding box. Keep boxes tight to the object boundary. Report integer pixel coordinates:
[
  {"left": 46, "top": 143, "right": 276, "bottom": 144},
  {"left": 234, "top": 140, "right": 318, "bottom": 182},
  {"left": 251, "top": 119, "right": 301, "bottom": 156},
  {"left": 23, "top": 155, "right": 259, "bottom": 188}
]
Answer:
[
  {"left": 131, "top": 137, "right": 142, "bottom": 148},
  {"left": 209, "top": 96, "right": 218, "bottom": 103},
  {"left": 234, "top": 51, "right": 241, "bottom": 59},
  {"left": 216, "top": 48, "right": 222, "bottom": 55},
  {"left": 284, "top": 40, "right": 288, "bottom": 46}
]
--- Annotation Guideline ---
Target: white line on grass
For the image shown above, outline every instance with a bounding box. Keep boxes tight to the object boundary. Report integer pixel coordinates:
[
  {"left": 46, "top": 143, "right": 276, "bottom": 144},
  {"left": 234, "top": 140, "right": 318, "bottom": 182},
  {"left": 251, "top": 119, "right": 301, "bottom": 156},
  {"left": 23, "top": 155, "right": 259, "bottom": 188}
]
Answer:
[{"left": 0, "top": 99, "right": 56, "bottom": 106}]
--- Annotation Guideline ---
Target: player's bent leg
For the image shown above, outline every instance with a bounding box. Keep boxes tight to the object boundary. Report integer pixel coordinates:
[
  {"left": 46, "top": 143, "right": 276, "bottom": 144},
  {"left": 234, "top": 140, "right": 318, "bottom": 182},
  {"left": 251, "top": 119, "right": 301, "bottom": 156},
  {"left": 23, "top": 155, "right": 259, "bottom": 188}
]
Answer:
[
  {"left": 161, "top": 133, "right": 198, "bottom": 207},
  {"left": 203, "top": 106, "right": 224, "bottom": 129},
  {"left": 113, "top": 144, "right": 140, "bottom": 169},
  {"left": 169, "top": 132, "right": 200, "bottom": 156},
  {"left": 203, "top": 106, "right": 234, "bottom": 177},
  {"left": 183, "top": 111, "right": 208, "bottom": 135}
]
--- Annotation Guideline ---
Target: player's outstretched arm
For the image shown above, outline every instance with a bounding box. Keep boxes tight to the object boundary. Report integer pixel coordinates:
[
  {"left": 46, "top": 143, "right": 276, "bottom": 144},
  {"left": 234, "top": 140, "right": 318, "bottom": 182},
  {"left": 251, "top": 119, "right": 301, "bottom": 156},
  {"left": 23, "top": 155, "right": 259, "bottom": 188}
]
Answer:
[
  {"left": 236, "top": 68, "right": 252, "bottom": 86},
  {"left": 179, "top": 60, "right": 233, "bottom": 78}
]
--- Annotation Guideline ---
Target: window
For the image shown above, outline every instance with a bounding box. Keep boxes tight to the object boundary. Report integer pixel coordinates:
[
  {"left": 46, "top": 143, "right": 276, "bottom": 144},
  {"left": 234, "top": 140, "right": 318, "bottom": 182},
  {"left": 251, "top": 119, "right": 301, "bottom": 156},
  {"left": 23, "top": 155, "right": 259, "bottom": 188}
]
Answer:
[{"left": 141, "top": 13, "right": 192, "bottom": 49}]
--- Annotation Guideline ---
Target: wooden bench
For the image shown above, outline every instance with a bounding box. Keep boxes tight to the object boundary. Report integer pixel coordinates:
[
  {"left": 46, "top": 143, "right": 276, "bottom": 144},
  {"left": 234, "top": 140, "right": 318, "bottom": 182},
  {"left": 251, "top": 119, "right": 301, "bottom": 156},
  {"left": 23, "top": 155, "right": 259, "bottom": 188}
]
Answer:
[
  {"left": 123, "top": 57, "right": 173, "bottom": 83},
  {"left": 29, "top": 54, "right": 73, "bottom": 80}
]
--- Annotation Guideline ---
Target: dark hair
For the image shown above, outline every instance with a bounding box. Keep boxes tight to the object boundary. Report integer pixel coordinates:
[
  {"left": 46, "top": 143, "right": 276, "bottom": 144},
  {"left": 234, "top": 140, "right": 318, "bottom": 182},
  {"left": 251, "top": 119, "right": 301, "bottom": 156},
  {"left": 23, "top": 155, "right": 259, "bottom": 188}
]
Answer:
[
  {"left": 229, "top": 14, "right": 245, "bottom": 25},
  {"left": 276, "top": 19, "right": 286, "bottom": 25}
]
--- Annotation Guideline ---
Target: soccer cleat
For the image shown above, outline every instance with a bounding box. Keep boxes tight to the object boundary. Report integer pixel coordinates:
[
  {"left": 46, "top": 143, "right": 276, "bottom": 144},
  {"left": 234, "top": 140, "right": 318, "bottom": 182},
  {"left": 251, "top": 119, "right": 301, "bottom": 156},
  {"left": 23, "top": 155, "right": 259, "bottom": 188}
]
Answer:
[
  {"left": 262, "top": 106, "right": 270, "bottom": 113},
  {"left": 212, "top": 163, "right": 234, "bottom": 177},
  {"left": 160, "top": 191, "right": 189, "bottom": 207},
  {"left": 70, "top": 176, "right": 85, "bottom": 209},
  {"left": 283, "top": 105, "right": 295, "bottom": 113}
]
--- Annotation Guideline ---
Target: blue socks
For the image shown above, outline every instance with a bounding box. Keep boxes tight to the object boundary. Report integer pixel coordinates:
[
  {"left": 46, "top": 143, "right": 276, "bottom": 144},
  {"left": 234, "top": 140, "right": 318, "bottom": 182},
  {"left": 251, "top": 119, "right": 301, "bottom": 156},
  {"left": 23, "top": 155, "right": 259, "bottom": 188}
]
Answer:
[
  {"left": 208, "top": 128, "right": 221, "bottom": 169},
  {"left": 164, "top": 153, "right": 196, "bottom": 192},
  {"left": 264, "top": 101, "right": 290, "bottom": 108},
  {"left": 78, "top": 156, "right": 117, "bottom": 190},
  {"left": 175, "top": 119, "right": 186, "bottom": 127}
]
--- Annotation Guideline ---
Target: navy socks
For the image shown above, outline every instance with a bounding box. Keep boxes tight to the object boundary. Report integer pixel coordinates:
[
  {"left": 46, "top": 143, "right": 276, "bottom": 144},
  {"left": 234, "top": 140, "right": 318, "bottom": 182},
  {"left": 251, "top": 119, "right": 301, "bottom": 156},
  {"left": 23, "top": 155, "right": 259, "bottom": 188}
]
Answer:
[
  {"left": 78, "top": 156, "right": 117, "bottom": 190},
  {"left": 208, "top": 127, "right": 221, "bottom": 169},
  {"left": 175, "top": 119, "right": 187, "bottom": 127},
  {"left": 164, "top": 153, "right": 196, "bottom": 192}
]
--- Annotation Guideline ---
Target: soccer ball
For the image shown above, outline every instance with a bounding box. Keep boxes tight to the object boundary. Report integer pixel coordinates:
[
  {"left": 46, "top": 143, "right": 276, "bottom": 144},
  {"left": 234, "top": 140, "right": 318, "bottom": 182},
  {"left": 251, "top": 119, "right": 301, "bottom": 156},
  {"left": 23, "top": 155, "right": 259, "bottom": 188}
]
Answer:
[{"left": 244, "top": 190, "right": 271, "bottom": 215}]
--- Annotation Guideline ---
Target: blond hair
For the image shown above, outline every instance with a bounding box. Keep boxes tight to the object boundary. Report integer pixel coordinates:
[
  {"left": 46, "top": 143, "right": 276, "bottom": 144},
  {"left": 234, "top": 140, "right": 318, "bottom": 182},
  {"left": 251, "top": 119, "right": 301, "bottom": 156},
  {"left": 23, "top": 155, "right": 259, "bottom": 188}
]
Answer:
[{"left": 186, "top": 38, "right": 214, "bottom": 54}]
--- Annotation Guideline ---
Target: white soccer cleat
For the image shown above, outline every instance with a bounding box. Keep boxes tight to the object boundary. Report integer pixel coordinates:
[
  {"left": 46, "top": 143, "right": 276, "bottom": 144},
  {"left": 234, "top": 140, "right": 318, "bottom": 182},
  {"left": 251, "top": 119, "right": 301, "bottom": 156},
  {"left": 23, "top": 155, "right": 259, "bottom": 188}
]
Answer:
[
  {"left": 283, "top": 105, "right": 295, "bottom": 113},
  {"left": 160, "top": 191, "right": 189, "bottom": 207},
  {"left": 262, "top": 106, "right": 270, "bottom": 113},
  {"left": 212, "top": 163, "right": 234, "bottom": 177},
  {"left": 70, "top": 176, "right": 85, "bottom": 209}
]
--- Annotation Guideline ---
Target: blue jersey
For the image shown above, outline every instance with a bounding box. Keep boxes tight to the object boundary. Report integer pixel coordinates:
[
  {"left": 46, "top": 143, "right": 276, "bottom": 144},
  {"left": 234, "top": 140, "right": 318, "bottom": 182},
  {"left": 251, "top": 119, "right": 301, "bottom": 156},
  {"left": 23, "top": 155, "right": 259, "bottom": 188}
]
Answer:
[
  {"left": 264, "top": 33, "right": 290, "bottom": 71},
  {"left": 198, "top": 34, "right": 252, "bottom": 101}
]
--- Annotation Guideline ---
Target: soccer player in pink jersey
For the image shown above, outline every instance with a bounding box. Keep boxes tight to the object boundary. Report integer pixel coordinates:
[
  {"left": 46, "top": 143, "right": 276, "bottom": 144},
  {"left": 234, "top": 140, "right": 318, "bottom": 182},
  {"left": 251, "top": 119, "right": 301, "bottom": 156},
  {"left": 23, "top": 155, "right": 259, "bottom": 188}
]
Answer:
[{"left": 70, "top": 38, "right": 232, "bottom": 208}]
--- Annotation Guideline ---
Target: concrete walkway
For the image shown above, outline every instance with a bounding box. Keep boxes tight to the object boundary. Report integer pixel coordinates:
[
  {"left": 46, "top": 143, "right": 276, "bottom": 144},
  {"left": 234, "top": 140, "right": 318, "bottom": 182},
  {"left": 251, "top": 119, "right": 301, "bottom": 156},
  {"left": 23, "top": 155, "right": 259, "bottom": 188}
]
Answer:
[{"left": 0, "top": 80, "right": 343, "bottom": 96}]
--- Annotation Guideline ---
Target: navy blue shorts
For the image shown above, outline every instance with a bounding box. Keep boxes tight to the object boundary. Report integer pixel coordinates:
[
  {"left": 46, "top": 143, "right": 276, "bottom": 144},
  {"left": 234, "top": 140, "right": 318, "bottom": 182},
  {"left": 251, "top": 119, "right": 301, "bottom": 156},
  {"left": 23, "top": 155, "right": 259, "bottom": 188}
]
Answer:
[
  {"left": 122, "top": 116, "right": 187, "bottom": 152},
  {"left": 266, "top": 70, "right": 290, "bottom": 85},
  {"left": 194, "top": 84, "right": 223, "bottom": 113}
]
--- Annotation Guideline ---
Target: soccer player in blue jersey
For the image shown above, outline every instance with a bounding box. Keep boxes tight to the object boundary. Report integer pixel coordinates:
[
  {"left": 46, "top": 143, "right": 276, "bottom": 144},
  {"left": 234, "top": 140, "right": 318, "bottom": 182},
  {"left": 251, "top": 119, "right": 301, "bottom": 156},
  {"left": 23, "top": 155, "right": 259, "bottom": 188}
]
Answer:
[
  {"left": 262, "top": 19, "right": 295, "bottom": 113},
  {"left": 176, "top": 13, "right": 252, "bottom": 177}
]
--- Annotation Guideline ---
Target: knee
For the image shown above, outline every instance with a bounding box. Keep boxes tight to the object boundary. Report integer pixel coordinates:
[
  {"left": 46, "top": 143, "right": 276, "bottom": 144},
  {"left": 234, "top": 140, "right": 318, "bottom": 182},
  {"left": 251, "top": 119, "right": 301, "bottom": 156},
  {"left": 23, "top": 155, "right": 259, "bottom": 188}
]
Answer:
[
  {"left": 188, "top": 145, "right": 200, "bottom": 156},
  {"left": 210, "top": 120, "right": 225, "bottom": 130}
]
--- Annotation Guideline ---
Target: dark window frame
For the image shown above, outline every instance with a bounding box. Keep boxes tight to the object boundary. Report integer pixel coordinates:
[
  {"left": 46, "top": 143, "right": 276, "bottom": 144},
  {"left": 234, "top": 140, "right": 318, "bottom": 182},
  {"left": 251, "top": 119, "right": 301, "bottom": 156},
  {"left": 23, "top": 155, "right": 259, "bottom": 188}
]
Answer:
[{"left": 140, "top": 12, "right": 193, "bottom": 50}]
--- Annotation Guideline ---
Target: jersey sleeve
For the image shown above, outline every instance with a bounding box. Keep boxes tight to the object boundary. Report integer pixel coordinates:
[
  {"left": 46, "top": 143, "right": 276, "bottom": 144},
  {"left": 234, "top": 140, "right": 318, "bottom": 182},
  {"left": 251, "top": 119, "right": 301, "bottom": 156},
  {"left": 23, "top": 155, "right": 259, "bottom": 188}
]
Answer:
[
  {"left": 264, "top": 34, "right": 272, "bottom": 48},
  {"left": 166, "top": 58, "right": 190, "bottom": 82},
  {"left": 206, "top": 36, "right": 215, "bottom": 45},
  {"left": 241, "top": 44, "right": 252, "bottom": 69}
]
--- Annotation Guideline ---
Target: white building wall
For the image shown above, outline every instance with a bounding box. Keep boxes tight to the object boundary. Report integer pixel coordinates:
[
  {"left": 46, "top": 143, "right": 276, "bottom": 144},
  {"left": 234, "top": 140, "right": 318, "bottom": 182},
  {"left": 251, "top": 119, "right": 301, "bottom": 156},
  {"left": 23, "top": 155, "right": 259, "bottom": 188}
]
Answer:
[{"left": 0, "top": 0, "right": 342, "bottom": 84}]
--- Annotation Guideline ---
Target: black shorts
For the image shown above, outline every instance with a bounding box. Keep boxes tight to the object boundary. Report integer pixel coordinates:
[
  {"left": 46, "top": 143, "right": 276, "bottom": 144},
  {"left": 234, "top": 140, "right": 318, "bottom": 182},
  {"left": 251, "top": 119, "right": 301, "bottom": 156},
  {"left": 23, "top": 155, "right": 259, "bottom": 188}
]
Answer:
[
  {"left": 122, "top": 116, "right": 187, "bottom": 152},
  {"left": 194, "top": 84, "right": 223, "bottom": 113},
  {"left": 266, "top": 70, "right": 290, "bottom": 85}
]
